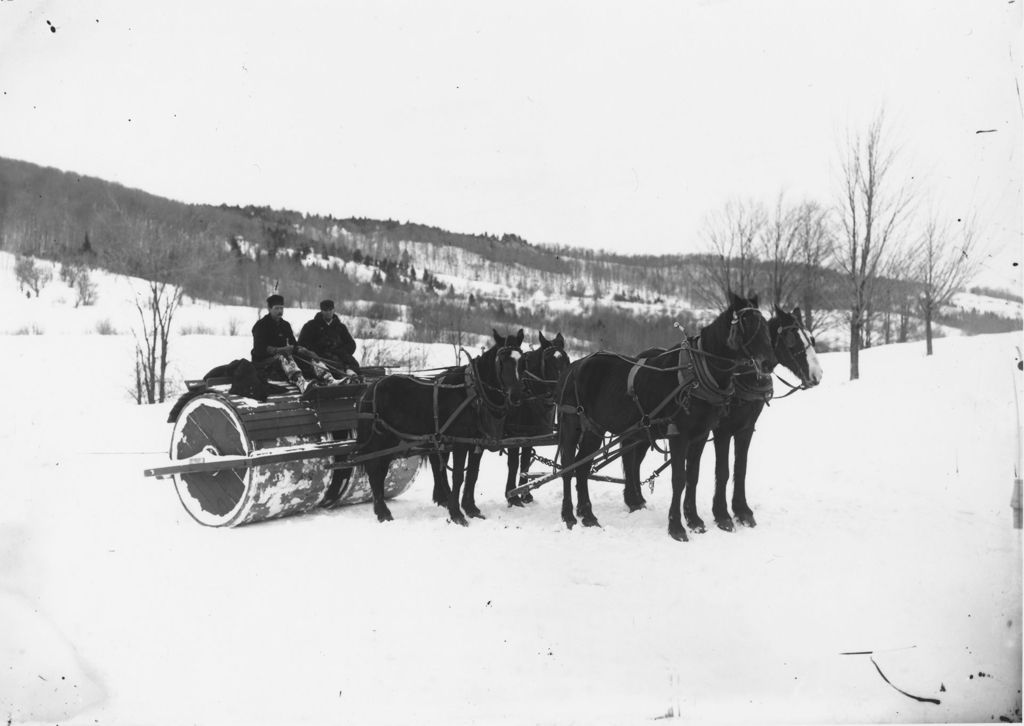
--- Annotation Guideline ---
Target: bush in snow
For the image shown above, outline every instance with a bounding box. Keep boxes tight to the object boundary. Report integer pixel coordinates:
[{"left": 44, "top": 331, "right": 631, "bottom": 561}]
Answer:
[
  {"left": 74, "top": 269, "right": 98, "bottom": 307},
  {"left": 179, "top": 323, "right": 217, "bottom": 336},
  {"left": 15, "top": 256, "right": 51, "bottom": 297}
]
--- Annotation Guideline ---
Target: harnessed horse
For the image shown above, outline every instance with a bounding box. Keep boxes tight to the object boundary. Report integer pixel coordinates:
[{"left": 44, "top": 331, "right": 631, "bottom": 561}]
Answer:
[
  {"left": 680, "top": 305, "right": 822, "bottom": 532},
  {"left": 357, "top": 330, "right": 524, "bottom": 524},
  {"left": 557, "top": 293, "right": 776, "bottom": 541},
  {"left": 503, "top": 332, "right": 571, "bottom": 506}
]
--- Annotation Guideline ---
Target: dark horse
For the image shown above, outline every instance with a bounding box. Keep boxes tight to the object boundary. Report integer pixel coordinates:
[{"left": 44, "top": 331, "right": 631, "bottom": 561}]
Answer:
[
  {"left": 426, "top": 329, "right": 526, "bottom": 523},
  {"left": 358, "top": 330, "right": 524, "bottom": 525},
  {"left": 503, "top": 332, "right": 571, "bottom": 506},
  {"left": 679, "top": 305, "right": 822, "bottom": 532},
  {"left": 557, "top": 293, "right": 776, "bottom": 540}
]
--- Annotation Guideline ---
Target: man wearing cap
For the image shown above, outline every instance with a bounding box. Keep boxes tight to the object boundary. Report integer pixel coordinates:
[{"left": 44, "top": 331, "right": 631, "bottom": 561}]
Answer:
[
  {"left": 251, "top": 294, "right": 338, "bottom": 393},
  {"left": 298, "top": 299, "right": 361, "bottom": 377}
]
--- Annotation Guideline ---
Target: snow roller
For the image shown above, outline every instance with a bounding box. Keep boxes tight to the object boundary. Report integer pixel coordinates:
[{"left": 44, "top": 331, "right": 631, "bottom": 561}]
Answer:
[{"left": 143, "top": 383, "right": 418, "bottom": 527}]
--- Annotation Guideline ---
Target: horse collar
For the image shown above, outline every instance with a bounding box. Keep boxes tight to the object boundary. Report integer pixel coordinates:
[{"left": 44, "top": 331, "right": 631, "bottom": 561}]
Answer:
[{"left": 692, "top": 337, "right": 735, "bottom": 403}]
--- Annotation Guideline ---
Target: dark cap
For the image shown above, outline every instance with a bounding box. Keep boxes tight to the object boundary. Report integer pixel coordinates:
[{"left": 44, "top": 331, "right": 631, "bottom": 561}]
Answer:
[
  {"left": 319, "top": 299, "right": 335, "bottom": 311},
  {"left": 266, "top": 294, "right": 284, "bottom": 308}
]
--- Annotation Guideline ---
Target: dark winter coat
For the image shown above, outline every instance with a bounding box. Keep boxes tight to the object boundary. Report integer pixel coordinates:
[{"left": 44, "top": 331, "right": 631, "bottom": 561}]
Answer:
[
  {"left": 298, "top": 313, "right": 360, "bottom": 370},
  {"left": 251, "top": 314, "right": 297, "bottom": 363}
]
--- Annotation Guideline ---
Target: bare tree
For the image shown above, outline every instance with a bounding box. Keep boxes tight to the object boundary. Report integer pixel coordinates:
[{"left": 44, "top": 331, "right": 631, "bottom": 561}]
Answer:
[
  {"left": 916, "top": 214, "right": 981, "bottom": 355},
  {"left": 834, "top": 113, "right": 914, "bottom": 379},
  {"left": 108, "top": 214, "right": 210, "bottom": 404},
  {"left": 694, "top": 198, "right": 766, "bottom": 306},
  {"left": 875, "top": 239, "right": 920, "bottom": 346},
  {"left": 758, "top": 193, "right": 801, "bottom": 307},
  {"left": 791, "top": 200, "right": 834, "bottom": 336}
]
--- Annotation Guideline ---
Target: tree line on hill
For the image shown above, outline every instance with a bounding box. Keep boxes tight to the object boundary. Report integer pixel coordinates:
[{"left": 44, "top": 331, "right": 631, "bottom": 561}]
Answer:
[{"left": 0, "top": 120, "right": 1016, "bottom": 401}]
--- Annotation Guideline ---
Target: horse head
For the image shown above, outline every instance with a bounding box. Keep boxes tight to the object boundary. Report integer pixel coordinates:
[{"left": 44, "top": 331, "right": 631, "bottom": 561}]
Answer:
[
  {"left": 484, "top": 328, "right": 525, "bottom": 405},
  {"left": 719, "top": 292, "right": 776, "bottom": 371},
  {"left": 770, "top": 305, "right": 823, "bottom": 387},
  {"left": 523, "top": 332, "right": 571, "bottom": 398}
]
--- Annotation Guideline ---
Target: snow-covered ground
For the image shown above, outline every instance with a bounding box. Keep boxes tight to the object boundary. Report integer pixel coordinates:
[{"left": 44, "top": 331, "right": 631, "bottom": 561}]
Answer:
[{"left": 1, "top": 257, "right": 1022, "bottom": 725}]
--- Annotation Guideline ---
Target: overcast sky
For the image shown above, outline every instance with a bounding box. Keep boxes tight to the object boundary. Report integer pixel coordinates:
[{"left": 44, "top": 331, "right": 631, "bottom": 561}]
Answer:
[{"left": 0, "top": 0, "right": 1020, "bottom": 288}]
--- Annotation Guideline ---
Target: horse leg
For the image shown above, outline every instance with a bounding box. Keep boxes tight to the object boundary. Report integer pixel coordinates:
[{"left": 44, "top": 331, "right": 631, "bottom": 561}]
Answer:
[
  {"left": 505, "top": 446, "right": 524, "bottom": 507},
  {"left": 666, "top": 436, "right": 690, "bottom": 541},
  {"left": 558, "top": 415, "right": 581, "bottom": 529},
  {"left": 682, "top": 438, "right": 707, "bottom": 533},
  {"left": 575, "top": 433, "right": 601, "bottom": 528},
  {"left": 621, "top": 441, "right": 638, "bottom": 510},
  {"left": 621, "top": 440, "right": 648, "bottom": 512},
  {"left": 732, "top": 428, "right": 757, "bottom": 527},
  {"left": 429, "top": 452, "right": 451, "bottom": 507},
  {"left": 446, "top": 446, "right": 469, "bottom": 527},
  {"left": 712, "top": 432, "right": 735, "bottom": 532},
  {"left": 634, "top": 444, "right": 650, "bottom": 508},
  {"left": 365, "top": 455, "right": 394, "bottom": 522},
  {"left": 462, "top": 447, "right": 485, "bottom": 519},
  {"left": 519, "top": 446, "right": 535, "bottom": 503}
]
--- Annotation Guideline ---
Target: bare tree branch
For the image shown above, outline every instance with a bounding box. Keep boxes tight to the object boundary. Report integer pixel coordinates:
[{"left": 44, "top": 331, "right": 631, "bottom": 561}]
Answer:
[
  {"left": 834, "top": 111, "right": 916, "bottom": 379},
  {"left": 694, "top": 198, "right": 767, "bottom": 306},
  {"left": 916, "top": 212, "right": 982, "bottom": 355}
]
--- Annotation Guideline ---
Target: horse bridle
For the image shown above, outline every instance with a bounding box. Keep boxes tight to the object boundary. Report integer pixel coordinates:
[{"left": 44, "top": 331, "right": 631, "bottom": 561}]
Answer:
[
  {"left": 773, "top": 321, "right": 816, "bottom": 394},
  {"left": 470, "top": 343, "right": 522, "bottom": 411},
  {"left": 520, "top": 346, "right": 567, "bottom": 400}
]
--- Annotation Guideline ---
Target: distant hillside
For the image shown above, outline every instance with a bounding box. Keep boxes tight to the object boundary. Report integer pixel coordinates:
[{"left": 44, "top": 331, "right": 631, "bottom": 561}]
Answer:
[
  {"left": 0, "top": 156, "right": 712, "bottom": 352},
  {"left": 0, "top": 155, "right": 1018, "bottom": 353}
]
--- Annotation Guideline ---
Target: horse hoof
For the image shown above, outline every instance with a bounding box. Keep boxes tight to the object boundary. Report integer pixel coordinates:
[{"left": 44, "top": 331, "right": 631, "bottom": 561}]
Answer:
[
  {"left": 521, "top": 492, "right": 534, "bottom": 503},
  {"left": 467, "top": 510, "right": 486, "bottom": 520},
  {"left": 627, "top": 502, "right": 646, "bottom": 513},
  {"left": 563, "top": 515, "right": 577, "bottom": 530},
  {"left": 685, "top": 516, "right": 705, "bottom": 533},
  {"left": 582, "top": 516, "right": 601, "bottom": 528},
  {"left": 737, "top": 514, "right": 757, "bottom": 528},
  {"left": 449, "top": 514, "right": 469, "bottom": 527},
  {"left": 376, "top": 510, "right": 393, "bottom": 523},
  {"left": 668, "top": 523, "right": 689, "bottom": 542},
  {"left": 507, "top": 497, "right": 525, "bottom": 508},
  {"left": 715, "top": 517, "right": 735, "bottom": 532}
]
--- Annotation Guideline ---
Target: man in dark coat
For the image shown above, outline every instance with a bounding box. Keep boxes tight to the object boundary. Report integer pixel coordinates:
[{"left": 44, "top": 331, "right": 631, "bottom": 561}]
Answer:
[
  {"left": 298, "top": 299, "right": 361, "bottom": 376},
  {"left": 251, "top": 294, "right": 338, "bottom": 393}
]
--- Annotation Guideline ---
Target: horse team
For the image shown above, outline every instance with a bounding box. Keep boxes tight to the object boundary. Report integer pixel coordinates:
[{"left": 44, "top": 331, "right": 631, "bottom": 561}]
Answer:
[{"left": 356, "top": 293, "right": 822, "bottom": 540}]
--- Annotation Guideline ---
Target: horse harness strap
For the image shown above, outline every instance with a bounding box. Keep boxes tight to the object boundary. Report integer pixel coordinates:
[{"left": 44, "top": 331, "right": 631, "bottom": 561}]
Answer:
[
  {"left": 368, "top": 370, "right": 482, "bottom": 447},
  {"left": 624, "top": 355, "right": 675, "bottom": 451},
  {"left": 616, "top": 342, "right": 707, "bottom": 447},
  {"left": 628, "top": 340, "right": 734, "bottom": 415},
  {"left": 732, "top": 374, "right": 774, "bottom": 404}
]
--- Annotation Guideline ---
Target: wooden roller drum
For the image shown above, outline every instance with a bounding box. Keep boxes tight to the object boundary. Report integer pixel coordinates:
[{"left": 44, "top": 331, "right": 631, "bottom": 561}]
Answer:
[{"left": 167, "top": 391, "right": 417, "bottom": 527}]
